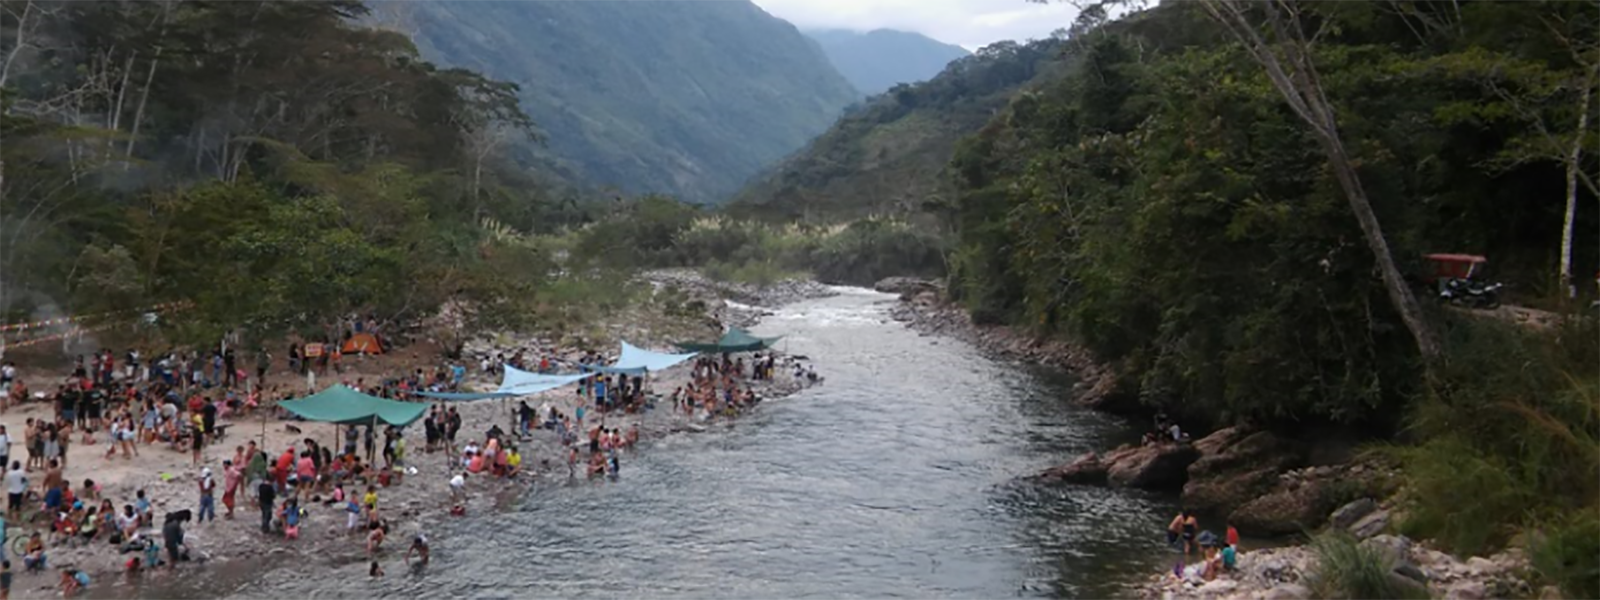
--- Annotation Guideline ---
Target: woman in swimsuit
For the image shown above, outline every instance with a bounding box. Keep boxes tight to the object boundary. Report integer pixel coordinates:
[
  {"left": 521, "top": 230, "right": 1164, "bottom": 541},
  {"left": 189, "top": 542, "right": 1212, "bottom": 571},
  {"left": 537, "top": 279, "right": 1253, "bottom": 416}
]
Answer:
[{"left": 1181, "top": 511, "right": 1199, "bottom": 556}]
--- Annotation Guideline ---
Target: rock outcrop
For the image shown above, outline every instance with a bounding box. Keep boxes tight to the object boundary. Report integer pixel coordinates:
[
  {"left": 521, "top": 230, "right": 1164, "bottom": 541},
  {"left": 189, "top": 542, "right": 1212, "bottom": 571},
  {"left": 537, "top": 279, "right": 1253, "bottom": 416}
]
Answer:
[
  {"left": 1182, "top": 427, "right": 1303, "bottom": 514},
  {"left": 1033, "top": 452, "right": 1107, "bottom": 485},
  {"left": 1229, "top": 481, "right": 1335, "bottom": 536},
  {"left": 1328, "top": 498, "right": 1378, "bottom": 530},
  {"left": 1106, "top": 443, "right": 1201, "bottom": 490},
  {"left": 1034, "top": 443, "right": 1200, "bottom": 491}
]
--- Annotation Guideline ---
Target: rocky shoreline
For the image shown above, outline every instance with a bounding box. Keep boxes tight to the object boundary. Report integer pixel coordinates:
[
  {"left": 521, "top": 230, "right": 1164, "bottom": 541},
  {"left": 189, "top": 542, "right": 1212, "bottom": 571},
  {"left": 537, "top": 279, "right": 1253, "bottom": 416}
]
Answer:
[
  {"left": 874, "top": 277, "right": 1540, "bottom": 600},
  {"left": 877, "top": 278, "right": 1129, "bottom": 414}
]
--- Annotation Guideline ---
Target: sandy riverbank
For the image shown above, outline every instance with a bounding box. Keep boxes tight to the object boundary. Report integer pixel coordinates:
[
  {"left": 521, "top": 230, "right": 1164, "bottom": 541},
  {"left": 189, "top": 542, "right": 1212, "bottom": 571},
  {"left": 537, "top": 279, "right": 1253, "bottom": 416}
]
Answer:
[{"left": 1, "top": 273, "right": 831, "bottom": 599}]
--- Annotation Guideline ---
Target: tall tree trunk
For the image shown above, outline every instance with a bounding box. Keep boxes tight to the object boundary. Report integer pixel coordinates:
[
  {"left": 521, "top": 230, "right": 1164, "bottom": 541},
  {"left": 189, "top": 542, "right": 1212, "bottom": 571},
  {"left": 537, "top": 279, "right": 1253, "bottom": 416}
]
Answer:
[
  {"left": 1202, "top": 0, "right": 1441, "bottom": 359},
  {"left": 124, "top": 51, "right": 162, "bottom": 168},
  {"left": 0, "top": 0, "right": 33, "bottom": 90},
  {"left": 1560, "top": 60, "right": 1597, "bottom": 298}
]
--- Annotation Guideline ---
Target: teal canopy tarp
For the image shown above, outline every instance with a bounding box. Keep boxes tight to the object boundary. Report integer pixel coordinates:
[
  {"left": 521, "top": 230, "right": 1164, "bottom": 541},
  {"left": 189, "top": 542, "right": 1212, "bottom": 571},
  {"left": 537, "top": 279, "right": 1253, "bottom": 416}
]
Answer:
[
  {"left": 280, "top": 385, "right": 428, "bottom": 426},
  {"left": 584, "top": 341, "right": 697, "bottom": 375},
  {"left": 675, "top": 328, "right": 780, "bottom": 354}
]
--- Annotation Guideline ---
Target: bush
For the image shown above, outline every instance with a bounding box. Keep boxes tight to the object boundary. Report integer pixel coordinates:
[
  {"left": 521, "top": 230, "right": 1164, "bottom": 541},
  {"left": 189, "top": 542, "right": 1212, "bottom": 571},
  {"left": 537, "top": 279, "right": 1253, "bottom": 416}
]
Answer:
[
  {"left": 671, "top": 216, "right": 947, "bottom": 287},
  {"left": 1392, "top": 316, "right": 1600, "bottom": 556},
  {"left": 808, "top": 218, "right": 946, "bottom": 286},
  {"left": 703, "top": 260, "right": 805, "bottom": 286},
  {"left": 1305, "top": 532, "right": 1429, "bottom": 600},
  {"left": 1391, "top": 437, "right": 1527, "bottom": 554},
  {"left": 1530, "top": 509, "right": 1600, "bottom": 599}
]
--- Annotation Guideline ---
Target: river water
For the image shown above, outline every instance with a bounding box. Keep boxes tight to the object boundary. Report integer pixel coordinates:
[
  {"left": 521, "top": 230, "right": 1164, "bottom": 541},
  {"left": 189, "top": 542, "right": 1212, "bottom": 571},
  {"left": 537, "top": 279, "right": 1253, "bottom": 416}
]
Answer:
[{"left": 122, "top": 288, "right": 1177, "bottom": 598}]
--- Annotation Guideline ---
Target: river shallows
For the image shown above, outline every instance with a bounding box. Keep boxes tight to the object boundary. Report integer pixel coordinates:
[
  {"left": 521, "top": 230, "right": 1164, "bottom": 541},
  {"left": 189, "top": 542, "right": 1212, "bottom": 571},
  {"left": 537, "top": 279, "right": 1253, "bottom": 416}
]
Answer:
[{"left": 120, "top": 288, "right": 1176, "bottom": 599}]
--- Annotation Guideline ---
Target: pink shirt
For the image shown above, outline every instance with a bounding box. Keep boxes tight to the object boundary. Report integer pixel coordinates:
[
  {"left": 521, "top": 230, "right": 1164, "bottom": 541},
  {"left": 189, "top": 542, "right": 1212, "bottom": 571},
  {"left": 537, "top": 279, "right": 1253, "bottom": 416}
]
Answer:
[{"left": 296, "top": 456, "right": 315, "bottom": 480}]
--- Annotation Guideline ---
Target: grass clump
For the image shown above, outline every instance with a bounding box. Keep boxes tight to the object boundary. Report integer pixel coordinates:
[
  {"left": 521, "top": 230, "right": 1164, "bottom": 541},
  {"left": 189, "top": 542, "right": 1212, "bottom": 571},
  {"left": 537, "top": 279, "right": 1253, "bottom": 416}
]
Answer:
[
  {"left": 1529, "top": 509, "right": 1600, "bottom": 600},
  {"left": 1305, "top": 532, "right": 1428, "bottom": 600}
]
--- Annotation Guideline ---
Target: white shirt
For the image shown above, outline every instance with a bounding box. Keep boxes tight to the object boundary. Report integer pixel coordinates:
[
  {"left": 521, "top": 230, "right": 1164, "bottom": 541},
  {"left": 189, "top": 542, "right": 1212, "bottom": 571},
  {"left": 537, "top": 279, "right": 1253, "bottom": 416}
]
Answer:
[
  {"left": 0, "top": 366, "right": 13, "bottom": 380},
  {"left": 449, "top": 474, "right": 465, "bottom": 489},
  {"left": 0, "top": 433, "right": 11, "bottom": 454},
  {"left": 5, "top": 469, "right": 26, "bottom": 495}
]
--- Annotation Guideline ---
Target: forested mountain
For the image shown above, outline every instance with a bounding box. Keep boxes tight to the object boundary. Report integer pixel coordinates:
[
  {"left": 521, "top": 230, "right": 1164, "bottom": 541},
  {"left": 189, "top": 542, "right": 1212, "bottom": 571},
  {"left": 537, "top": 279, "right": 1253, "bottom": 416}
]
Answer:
[
  {"left": 371, "top": 1, "right": 859, "bottom": 203},
  {"left": 805, "top": 28, "right": 971, "bottom": 96},
  {"left": 0, "top": 0, "right": 588, "bottom": 339},
  {"left": 728, "top": 38, "right": 1070, "bottom": 221}
]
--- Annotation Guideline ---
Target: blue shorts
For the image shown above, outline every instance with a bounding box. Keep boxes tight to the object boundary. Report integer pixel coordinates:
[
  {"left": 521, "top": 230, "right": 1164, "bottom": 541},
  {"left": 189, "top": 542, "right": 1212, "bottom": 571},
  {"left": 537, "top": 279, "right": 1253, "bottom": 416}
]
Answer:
[{"left": 43, "top": 488, "right": 61, "bottom": 509}]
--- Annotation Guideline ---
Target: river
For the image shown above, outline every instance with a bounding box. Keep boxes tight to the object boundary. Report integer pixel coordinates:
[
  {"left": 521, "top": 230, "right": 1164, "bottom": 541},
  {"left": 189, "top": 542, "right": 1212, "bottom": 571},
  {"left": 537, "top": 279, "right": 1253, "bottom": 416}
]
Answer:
[{"left": 116, "top": 287, "right": 1177, "bottom": 598}]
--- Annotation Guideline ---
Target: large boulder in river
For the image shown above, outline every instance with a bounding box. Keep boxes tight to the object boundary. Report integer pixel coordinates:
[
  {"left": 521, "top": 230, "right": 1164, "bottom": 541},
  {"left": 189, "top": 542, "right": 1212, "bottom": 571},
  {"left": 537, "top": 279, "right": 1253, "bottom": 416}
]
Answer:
[
  {"left": 1182, "top": 427, "right": 1304, "bottom": 514},
  {"left": 1035, "top": 452, "right": 1108, "bottom": 485},
  {"left": 1105, "top": 443, "right": 1200, "bottom": 490}
]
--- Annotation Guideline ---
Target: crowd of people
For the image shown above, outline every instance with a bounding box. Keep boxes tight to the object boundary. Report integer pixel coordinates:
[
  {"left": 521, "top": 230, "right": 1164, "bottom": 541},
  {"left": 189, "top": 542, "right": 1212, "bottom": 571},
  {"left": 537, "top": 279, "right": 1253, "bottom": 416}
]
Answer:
[{"left": 0, "top": 333, "right": 805, "bottom": 594}]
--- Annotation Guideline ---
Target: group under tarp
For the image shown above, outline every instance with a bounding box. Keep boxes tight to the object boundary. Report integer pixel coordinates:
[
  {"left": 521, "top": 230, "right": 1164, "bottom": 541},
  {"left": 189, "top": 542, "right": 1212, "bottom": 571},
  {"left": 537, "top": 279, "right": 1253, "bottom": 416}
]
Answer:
[
  {"left": 280, "top": 385, "right": 428, "bottom": 426},
  {"left": 675, "top": 327, "right": 781, "bottom": 354},
  {"left": 412, "top": 366, "right": 595, "bottom": 401},
  {"left": 584, "top": 341, "right": 697, "bottom": 375}
]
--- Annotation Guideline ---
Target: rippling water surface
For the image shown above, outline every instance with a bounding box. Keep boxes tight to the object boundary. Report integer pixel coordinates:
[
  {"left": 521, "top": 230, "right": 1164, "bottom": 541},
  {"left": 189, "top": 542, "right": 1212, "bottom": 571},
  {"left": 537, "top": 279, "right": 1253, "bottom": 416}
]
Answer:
[{"left": 127, "top": 288, "right": 1176, "bottom": 598}]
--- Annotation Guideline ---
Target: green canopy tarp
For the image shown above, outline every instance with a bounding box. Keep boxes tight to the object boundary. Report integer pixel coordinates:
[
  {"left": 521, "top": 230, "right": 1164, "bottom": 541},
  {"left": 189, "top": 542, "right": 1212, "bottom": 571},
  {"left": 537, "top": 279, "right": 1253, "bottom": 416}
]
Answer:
[
  {"left": 675, "top": 327, "right": 781, "bottom": 354},
  {"left": 279, "top": 385, "right": 428, "bottom": 427}
]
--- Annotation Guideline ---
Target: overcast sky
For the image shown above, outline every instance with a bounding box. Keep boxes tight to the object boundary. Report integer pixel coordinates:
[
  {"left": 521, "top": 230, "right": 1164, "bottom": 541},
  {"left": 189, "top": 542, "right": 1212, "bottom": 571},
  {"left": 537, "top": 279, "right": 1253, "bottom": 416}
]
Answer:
[{"left": 751, "top": 0, "right": 1082, "bottom": 51}]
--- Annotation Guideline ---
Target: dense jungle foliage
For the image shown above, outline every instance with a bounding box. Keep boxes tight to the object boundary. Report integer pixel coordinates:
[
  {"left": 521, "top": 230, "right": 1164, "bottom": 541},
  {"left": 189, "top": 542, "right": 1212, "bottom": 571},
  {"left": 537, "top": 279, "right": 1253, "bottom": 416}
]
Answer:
[{"left": 939, "top": 1, "right": 1598, "bottom": 592}]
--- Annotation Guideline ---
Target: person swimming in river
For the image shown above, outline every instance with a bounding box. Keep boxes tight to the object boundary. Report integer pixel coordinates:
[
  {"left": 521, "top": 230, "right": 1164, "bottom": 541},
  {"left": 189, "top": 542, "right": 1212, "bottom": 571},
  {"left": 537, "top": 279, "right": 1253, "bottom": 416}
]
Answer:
[{"left": 405, "top": 533, "right": 430, "bottom": 566}]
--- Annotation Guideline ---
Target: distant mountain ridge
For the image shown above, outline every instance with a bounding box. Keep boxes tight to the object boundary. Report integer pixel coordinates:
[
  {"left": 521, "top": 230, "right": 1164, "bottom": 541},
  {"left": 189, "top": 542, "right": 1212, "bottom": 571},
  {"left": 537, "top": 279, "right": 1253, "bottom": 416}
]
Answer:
[
  {"left": 805, "top": 28, "right": 971, "bottom": 96},
  {"left": 729, "top": 38, "right": 1070, "bottom": 221},
  {"left": 372, "top": 1, "right": 859, "bottom": 203}
]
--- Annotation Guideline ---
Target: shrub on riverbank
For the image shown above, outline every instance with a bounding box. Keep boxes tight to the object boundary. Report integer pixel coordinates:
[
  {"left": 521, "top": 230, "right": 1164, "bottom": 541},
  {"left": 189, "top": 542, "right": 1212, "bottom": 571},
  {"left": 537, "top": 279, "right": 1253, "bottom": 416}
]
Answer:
[
  {"left": 1387, "top": 315, "right": 1599, "bottom": 595},
  {"left": 1529, "top": 509, "right": 1600, "bottom": 600},
  {"left": 667, "top": 215, "right": 947, "bottom": 286},
  {"left": 1305, "top": 533, "right": 1429, "bottom": 600}
]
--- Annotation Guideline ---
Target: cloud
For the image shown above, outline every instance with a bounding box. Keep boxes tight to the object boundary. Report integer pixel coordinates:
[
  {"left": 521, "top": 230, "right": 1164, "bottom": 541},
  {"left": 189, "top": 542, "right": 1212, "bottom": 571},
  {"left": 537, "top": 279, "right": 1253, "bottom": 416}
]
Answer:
[{"left": 752, "top": 0, "right": 1081, "bottom": 50}]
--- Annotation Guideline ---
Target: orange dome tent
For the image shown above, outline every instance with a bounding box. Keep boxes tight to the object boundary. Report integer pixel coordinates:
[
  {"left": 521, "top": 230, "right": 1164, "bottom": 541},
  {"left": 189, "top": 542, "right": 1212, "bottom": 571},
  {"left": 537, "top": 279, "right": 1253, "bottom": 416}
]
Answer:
[{"left": 341, "top": 333, "right": 384, "bottom": 355}]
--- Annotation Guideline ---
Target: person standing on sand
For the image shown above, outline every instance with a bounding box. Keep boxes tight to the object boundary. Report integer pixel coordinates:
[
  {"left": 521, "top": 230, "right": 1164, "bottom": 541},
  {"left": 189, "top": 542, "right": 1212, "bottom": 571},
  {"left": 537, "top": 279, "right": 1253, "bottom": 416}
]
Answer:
[
  {"left": 445, "top": 408, "right": 461, "bottom": 455},
  {"left": 255, "top": 349, "right": 271, "bottom": 385},
  {"left": 245, "top": 444, "right": 266, "bottom": 501},
  {"left": 197, "top": 467, "right": 216, "bottom": 523},
  {"left": 0, "top": 426, "right": 10, "bottom": 477},
  {"left": 5, "top": 462, "right": 26, "bottom": 521},
  {"left": 188, "top": 412, "right": 204, "bottom": 465},
  {"left": 223, "top": 459, "right": 243, "bottom": 518},
  {"left": 256, "top": 477, "right": 276, "bottom": 534},
  {"left": 22, "top": 420, "right": 36, "bottom": 472}
]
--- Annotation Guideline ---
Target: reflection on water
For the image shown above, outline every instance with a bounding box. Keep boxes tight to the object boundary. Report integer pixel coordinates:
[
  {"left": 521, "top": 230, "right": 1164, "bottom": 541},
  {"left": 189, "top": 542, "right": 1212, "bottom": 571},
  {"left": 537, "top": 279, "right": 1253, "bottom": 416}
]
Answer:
[{"left": 122, "top": 288, "right": 1175, "bottom": 599}]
